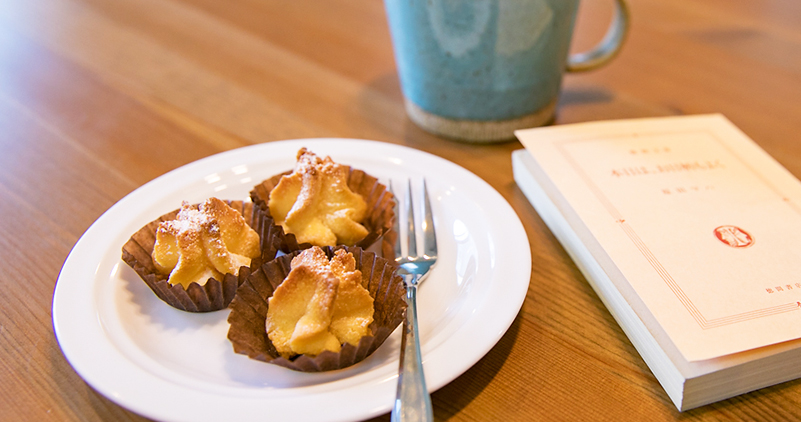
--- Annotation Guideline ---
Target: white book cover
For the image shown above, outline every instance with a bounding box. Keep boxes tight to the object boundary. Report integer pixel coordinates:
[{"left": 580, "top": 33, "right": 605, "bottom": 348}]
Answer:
[{"left": 513, "top": 114, "right": 801, "bottom": 409}]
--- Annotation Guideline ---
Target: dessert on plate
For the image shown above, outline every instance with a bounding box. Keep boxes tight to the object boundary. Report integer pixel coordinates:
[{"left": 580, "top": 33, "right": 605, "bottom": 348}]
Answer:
[
  {"left": 122, "top": 198, "right": 262, "bottom": 312},
  {"left": 251, "top": 148, "right": 395, "bottom": 259},
  {"left": 227, "top": 245, "right": 406, "bottom": 372},
  {"left": 266, "top": 247, "right": 374, "bottom": 358}
]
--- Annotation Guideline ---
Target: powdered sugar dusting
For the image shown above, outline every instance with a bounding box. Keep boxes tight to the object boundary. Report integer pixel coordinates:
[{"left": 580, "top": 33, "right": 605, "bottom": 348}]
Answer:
[
  {"left": 295, "top": 148, "right": 342, "bottom": 177},
  {"left": 161, "top": 201, "right": 212, "bottom": 235}
]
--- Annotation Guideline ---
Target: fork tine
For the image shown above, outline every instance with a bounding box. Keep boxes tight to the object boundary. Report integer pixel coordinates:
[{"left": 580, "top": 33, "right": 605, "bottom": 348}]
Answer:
[
  {"left": 421, "top": 179, "right": 437, "bottom": 259},
  {"left": 390, "top": 180, "right": 402, "bottom": 261},
  {"left": 405, "top": 179, "right": 417, "bottom": 259}
]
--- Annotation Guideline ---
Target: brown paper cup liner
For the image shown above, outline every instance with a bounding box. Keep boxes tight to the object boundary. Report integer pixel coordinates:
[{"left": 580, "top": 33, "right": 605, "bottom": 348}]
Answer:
[
  {"left": 121, "top": 200, "right": 270, "bottom": 312},
  {"left": 227, "top": 246, "right": 406, "bottom": 372},
  {"left": 250, "top": 167, "right": 396, "bottom": 260}
]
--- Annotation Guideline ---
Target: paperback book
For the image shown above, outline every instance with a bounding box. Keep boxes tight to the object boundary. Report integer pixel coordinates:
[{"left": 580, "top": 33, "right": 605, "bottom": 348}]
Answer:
[{"left": 513, "top": 114, "right": 801, "bottom": 410}]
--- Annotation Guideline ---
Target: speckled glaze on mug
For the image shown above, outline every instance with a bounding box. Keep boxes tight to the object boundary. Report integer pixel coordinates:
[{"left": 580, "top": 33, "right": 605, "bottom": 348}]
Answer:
[{"left": 384, "top": 0, "right": 629, "bottom": 142}]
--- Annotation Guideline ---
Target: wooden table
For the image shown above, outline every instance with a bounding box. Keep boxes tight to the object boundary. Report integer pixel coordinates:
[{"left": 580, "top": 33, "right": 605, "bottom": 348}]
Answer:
[{"left": 4, "top": 0, "right": 801, "bottom": 420}]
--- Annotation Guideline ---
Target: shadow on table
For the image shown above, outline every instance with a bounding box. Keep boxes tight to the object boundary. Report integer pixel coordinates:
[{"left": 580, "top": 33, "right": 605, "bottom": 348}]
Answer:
[{"left": 558, "top": 85, "right": 615, "bottom": 106}]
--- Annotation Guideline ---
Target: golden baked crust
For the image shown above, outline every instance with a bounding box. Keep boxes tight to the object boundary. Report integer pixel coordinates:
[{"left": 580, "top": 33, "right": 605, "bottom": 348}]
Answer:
[
  {"left": 152, "top": 197, "right": 261, "bottom": 288},
  {"left": 328, "top": 249, "right": 374, "bottom": 346},
  {"left": 265, "top": 247, "right": 374, "bottom": 358},
  {"left": 268, "top": 148, "right": 369, "bottom": 247}
]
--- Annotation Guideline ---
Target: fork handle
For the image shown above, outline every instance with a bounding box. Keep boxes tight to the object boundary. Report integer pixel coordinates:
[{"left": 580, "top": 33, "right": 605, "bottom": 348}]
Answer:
[{"left": 392, "top": 275, "right": 433, "bottom": 422}]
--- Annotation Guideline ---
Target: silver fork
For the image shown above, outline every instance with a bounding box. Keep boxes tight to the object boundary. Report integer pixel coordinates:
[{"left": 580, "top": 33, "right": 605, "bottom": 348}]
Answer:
[{"left": 391, "top": 179, "right": 437, "bottom": 422}]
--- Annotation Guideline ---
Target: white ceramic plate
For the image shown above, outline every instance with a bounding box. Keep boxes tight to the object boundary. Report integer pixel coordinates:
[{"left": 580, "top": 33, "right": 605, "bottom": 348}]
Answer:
[{"left": 53, "top": 139, "right": 531, "bottom": 422}]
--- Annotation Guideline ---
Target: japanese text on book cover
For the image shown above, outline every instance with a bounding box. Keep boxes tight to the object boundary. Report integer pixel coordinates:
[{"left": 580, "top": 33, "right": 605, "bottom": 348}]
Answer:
[{"left": 517, "top": 115, "right": 801, "bottom": 361}]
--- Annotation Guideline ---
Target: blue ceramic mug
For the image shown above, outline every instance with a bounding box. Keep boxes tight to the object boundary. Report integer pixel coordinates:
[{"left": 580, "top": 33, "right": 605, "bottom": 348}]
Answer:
[{"left": 384, "top": 0, "right": 629, "bottom": 142}]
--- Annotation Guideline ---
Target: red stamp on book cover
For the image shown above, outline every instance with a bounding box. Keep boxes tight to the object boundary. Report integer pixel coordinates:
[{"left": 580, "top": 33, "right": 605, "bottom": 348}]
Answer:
[{"left": 714, "top": 225, "right": 754, "bottom": 248}]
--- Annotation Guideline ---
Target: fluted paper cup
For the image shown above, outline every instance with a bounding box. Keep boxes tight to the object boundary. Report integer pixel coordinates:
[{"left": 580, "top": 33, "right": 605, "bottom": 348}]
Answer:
[
  {"left": 250, "top": 167, "right": 396, "bottom": 260},
  {"left": 121, "top": 200, "right": 268, "bottom": 312},
  {"left": 226, "top": 246, "right": 406, "bottom": 371}
]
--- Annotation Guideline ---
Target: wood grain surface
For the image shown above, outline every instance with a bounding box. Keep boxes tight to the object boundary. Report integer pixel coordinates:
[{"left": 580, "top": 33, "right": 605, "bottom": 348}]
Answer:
[{"left": 2, "top": 0, "right": 801, "bottom": 420}]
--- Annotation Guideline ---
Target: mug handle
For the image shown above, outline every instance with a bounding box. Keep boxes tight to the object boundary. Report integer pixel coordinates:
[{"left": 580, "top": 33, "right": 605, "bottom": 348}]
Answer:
[{"left": 566, "top": 0, "right": 630, "bottom": 73}]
